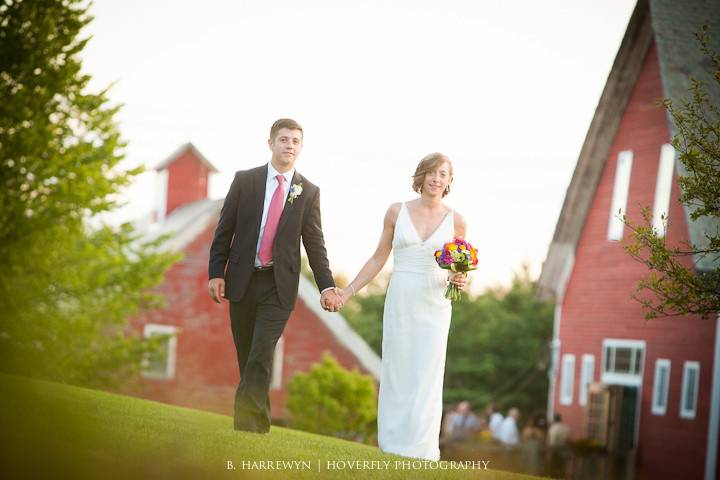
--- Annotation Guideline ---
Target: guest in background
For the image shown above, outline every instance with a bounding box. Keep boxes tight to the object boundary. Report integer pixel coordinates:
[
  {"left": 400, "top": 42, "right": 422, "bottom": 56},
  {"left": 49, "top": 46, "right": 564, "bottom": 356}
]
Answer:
[
  {"left": 547, "top": 413, "right": 571, "bottom": 448},
  {"left": 497, "top": 408, "right": 520, "bottom": 446},
  {"left": 440, "top": 403, "right": 461, "bottom": 444},
  {"left": 486, "top": 403, "right": 504, "bottom": 439},
  {"left": 521, "top": 413, "right": 548, "bottom": 443}
]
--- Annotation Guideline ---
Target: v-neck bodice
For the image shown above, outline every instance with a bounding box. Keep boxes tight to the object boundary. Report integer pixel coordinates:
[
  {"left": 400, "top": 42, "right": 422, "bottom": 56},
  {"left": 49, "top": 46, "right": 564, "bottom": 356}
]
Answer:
[{"left": 392, "top": 203, "right": 454, "bottom": 274}]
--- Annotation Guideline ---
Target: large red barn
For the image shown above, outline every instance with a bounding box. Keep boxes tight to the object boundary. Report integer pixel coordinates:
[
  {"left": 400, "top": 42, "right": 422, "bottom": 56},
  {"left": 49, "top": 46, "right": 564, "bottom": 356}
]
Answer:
[{"left": 537, "top": 1, "right": 719, "bottom": 479}]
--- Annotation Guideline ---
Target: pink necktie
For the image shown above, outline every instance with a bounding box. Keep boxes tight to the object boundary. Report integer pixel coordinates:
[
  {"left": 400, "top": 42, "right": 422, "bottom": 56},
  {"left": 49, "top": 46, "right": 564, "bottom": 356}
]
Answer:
[{"left": 258, "top": 175, "right": 286, "bottom": 265}]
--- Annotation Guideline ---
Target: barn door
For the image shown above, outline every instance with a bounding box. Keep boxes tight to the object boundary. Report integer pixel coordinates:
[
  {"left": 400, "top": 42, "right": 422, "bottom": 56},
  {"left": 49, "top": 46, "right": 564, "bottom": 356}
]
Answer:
[
  {"left": 617, "top": 386, "right": 638, "bottom": 451},
  {"left": 584, "top": 383, "right": 638, "bottom": 452}
]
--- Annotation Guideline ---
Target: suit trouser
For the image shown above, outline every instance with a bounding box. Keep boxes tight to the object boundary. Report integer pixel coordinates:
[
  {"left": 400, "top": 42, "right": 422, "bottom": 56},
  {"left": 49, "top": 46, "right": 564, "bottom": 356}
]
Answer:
[{"left": 229, "top": 269, "right": 292, "bottom": 433}]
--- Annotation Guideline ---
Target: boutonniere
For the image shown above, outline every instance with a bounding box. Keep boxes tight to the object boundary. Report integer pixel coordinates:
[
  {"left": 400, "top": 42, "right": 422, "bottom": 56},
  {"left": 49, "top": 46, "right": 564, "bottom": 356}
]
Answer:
[{"left": 288, "top": 182, "right": 303, "bottom": 204}]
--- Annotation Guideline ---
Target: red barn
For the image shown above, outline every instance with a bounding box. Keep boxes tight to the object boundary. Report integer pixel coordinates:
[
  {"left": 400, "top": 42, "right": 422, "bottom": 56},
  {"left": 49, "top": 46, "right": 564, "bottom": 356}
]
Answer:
[
  {"left": 124, "top": 143, "right": 381, "bottom": 420},
  {"left": 536, "top": 1, "right": 719, "bottom": 479}
]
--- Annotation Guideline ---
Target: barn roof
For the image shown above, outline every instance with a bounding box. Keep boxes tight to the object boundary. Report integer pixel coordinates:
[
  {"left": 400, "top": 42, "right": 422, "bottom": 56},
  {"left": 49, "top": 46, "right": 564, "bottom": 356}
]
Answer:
[
  {"left": 153, "top": 142, "right": 220, "bottom": 173},
  {"left": 536, "top": 0, "right": 720, "bottom": 301},
  {"left": 138, "top": 198, "right": 382, "bottom": 380}
]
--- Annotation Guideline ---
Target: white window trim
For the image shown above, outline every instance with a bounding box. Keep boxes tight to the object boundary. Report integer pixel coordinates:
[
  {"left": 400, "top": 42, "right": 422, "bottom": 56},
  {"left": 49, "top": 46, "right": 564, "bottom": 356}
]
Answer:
[
  {"left": 155, "top": 168, "right": 169, "bottom": 223},
  {"left": 601, "top": 339, "right": 646, "bottom": 387},
  {"left": 271, "top": 335, "right": 284, "bottom": 390},
  {"left": 579, "top": 354, "right": 595, "bottom": 406},
  {"left": 651, "top": 359, "right": 671, "bottom": 415},
  {"left": 680, "top": 361, "right": 700, "bottom": 419},
  {"left": 608, "top": 150, "right": 634, "bottom": 241},
  {"left": 560, "top": 354, "right": 575, "bottom": 406},
  {"left": 142, "top": 323, "right": 178, "bottom": 380},
  {"left": 652, "top": 144, "right": 675, "bottom": 237}
]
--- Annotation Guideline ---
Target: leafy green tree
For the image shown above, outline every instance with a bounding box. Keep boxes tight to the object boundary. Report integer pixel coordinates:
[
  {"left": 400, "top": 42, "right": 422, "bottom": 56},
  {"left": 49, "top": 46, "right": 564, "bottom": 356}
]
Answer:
[
  {"left": 0, "top": 0, "right": 179, "bottom": 387},
  {"left": 622, "top": 26, "right": 719, "bottom": 320},
  {"left": 286, "top": 352, "right": 377, "bottom": 443},
  {"left": 444, "top": 267, "right": 553, "bottom": 416}
]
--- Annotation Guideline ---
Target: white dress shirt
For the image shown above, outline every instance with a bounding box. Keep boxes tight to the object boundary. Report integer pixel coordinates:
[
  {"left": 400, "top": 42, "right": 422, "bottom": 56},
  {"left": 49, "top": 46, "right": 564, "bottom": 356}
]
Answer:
[
  {"left": 255, "top": 163, "right": 294, "bottom": 267},
  {"left": 497, "top": 417, "right": 519, "bottom": 445},
  {"left": 489, "top": 412, "right": 504, "bottom": 438}
]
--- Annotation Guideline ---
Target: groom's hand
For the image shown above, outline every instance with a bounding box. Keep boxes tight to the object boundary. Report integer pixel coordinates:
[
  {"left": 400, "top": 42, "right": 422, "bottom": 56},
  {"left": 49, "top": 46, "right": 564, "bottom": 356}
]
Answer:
[
  {"left": 208, "top": 278, "right": 225, "bottom": 304},
  {"left": 320, "top": 288, "right": 343, "bottom": 312}
]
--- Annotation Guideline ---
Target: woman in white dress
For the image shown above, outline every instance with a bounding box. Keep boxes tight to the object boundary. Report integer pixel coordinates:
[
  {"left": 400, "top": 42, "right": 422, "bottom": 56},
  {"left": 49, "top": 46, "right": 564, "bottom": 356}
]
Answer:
[{"left": 338, "top": 153, "right": 467, "bottom": 461}]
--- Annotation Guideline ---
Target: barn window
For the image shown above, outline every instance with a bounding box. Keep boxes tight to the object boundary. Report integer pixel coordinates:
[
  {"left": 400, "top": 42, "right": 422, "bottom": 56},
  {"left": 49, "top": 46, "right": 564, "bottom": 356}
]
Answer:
[
  {"left": 607, "top": 150, "right": 633, "bottom": 241},
  {"left": 271, "top": 335, "right": 285, "bottom": 390},
  {"left": 601, "top": 339, "right": 645, "bottom": 386},
  {"left": 560, "top": 354, "right": 575, "bottom": 405},
  {"left": 579, "top": 354, "right": 595, "bottom": 406},
  {"left": 652, "top": 144, "right": 675, "bottom": 237},
  {"left": 651, "top": 359, "right": 671, "bottom": 415},
  {"left": 142, "top": 324, "right": 179, "bottom": 380},
  {"left": 680, "top": 361, "right": 700, "bottom": 419}
]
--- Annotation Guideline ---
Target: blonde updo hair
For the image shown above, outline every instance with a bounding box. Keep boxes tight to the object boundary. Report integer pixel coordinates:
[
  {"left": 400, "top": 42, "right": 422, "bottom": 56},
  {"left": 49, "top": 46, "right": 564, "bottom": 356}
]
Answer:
[{"left": 412, "top": 152, "right": 453, "bottom": 197}]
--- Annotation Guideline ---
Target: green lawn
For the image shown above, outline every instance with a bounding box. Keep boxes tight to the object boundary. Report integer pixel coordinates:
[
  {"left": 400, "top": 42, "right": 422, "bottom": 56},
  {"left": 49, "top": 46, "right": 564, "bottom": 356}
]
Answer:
[{"left": 0, "top": 373, "right": 546, "bottom": 479}]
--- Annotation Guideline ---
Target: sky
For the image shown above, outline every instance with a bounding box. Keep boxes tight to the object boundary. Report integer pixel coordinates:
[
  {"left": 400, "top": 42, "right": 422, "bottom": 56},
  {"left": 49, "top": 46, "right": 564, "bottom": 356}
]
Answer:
[{"left": 82, "top": 0, "right": 637, "bottom": 293}]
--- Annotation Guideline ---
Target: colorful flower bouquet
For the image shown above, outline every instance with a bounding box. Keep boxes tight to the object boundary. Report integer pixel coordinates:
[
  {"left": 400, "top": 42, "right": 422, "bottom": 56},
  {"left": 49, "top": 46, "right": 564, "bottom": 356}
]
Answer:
[{"left": 434, "top": 237, "right": 478, "bottom": 301}]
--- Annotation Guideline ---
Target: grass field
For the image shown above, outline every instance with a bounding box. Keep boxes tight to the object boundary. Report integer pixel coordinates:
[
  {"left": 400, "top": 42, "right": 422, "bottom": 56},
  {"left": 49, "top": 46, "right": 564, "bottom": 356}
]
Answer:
[{"left": 0, "top": 373, "right": 547, "bottom": 479}]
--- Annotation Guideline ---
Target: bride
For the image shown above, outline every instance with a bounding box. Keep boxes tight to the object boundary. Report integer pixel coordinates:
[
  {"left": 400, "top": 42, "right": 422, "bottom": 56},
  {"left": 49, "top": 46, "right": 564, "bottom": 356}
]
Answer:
[{"left": 338, "top": 152, "right": 467, "bottom": 461}]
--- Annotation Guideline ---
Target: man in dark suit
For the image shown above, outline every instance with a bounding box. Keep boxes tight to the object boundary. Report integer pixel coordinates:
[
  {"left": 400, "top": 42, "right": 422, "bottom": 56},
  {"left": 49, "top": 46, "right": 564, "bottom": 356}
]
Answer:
[{"left": 207, "top": 118, "right": 343, "bottom": 433}]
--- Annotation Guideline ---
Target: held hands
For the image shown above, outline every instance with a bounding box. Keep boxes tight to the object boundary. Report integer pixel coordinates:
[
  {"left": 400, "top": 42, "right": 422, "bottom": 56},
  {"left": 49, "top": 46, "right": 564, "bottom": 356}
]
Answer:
[
  {"left": 448, "top": 272, "right": 468, "bottom": 290},
  {"left": 208, "top": 278, "right": 225, "bottom": 304},
  {"left": 320, "top": 288, "right": 344, "bottom": 312}
]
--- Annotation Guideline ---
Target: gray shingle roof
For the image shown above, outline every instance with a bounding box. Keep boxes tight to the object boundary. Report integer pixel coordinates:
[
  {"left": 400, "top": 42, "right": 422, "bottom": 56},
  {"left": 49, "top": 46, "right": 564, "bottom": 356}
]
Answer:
[{"left": 650, "top": 0, "right": 720, "bottom": 273}]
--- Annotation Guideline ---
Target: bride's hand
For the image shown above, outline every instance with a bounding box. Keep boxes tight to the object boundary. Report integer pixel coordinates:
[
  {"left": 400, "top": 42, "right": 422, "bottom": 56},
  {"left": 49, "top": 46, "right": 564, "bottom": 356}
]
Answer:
[
  {"left": 449, "top": 272, "right": 467, "bottom": 290},
  {"left": 336, "top": 287, "right": 353, "bottom": 304}
]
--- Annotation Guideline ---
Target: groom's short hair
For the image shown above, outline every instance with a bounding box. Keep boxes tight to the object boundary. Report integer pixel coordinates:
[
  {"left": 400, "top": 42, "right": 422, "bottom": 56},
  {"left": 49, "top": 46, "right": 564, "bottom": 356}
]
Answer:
[
  {"left": 270, "top": 118, "right": 303, "bottom": 141},
  {"left": 412, "top": 152, "right": 453, "bottom": 197}
]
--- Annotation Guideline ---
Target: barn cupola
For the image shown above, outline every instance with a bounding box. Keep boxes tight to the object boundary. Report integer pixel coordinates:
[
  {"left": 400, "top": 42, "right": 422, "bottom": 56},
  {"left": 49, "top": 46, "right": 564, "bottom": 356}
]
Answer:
[{"left": 154, "top": 143, "right": 219, "bottom": 222}]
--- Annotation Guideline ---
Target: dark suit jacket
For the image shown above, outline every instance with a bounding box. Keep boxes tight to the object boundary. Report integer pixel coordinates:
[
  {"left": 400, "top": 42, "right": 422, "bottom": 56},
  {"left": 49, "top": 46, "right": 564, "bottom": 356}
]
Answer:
[{"left": 208, "top": 164, "right": 335, "bottom": 309}]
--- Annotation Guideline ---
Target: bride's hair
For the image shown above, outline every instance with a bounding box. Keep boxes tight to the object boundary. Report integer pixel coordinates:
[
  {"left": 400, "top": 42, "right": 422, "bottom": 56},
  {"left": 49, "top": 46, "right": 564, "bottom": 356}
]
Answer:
[{"left": 412, "top": 153, "right": 453, "bottom": 197}]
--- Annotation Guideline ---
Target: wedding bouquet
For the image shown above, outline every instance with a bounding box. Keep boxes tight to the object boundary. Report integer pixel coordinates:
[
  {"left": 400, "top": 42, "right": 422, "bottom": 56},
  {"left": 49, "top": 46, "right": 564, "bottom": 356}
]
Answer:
[{"left": 434, "top": 237, "right": 478, "bottom": 301}]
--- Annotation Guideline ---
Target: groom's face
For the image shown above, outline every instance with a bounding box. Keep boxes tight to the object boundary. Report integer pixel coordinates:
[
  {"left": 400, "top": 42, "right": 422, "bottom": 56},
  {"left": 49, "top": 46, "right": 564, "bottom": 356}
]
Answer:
[{"left": 268, "top": 128, "right": 303, "bottom": 169}]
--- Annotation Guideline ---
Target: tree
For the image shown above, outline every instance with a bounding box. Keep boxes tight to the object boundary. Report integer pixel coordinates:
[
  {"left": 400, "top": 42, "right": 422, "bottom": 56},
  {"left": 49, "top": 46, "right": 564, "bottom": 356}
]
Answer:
[
  {"left": 0, "top": 0, "right": 179, "bottom": 387},
  {"left": 444, "top": 267, "right": 553, "bottom": 416},
  {"left": 286, "top": 352, "right": 377, "bottom": 443},
  {"left": 622, "top": 26, "right": 720, "bottom": 321}
]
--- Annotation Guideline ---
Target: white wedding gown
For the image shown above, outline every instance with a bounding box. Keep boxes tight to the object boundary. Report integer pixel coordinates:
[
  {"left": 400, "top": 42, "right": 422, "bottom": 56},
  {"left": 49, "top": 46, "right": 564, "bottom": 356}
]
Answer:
[{"left": 377, "top": 202, "right": 453, "bottom": 461}]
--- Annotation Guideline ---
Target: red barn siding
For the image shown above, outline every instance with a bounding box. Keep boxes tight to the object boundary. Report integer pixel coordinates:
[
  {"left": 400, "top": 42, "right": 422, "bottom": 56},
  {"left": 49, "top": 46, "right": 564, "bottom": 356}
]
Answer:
[
  {"left": 554, "top": 41, "right": 717, "bottom": 480},
  {"left": 165, "top": 153, "right": 210, "bottom": 216}
]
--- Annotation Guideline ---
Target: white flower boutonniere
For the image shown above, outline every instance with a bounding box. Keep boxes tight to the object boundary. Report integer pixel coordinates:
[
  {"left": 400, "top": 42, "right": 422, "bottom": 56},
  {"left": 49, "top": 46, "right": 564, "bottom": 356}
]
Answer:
[{"left": 288, "top": 182, "right": 303, "bottom": 204}]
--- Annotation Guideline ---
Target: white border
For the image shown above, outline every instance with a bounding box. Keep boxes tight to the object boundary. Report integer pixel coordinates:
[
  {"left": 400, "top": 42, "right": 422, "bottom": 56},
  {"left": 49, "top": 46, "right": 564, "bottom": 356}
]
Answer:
[
  {"left": 601, "top": 338, "right": 646, "bottom": 387},
  {"left": 705, "top": 315, "right": 720, "bottom": 480},
  {"left": 651, "top": 358, "right": 671, "bottom": 415},
  {"left": 560, "top": 354, "right": 575, "bottom": 406},
  {"left": 652, "top": 144, "right": 675, "bottom": 237},
  {"left": 680, "top": 361, "right": 700, "bottom": 420},
  {"left": 607, "top": 150, "right": 634, "bottom": 241},
  {"left": 142, "top": 323, "right": 178, "bottom": 380},
  {"left": 579, "top": 354, "right": 595, "bottom": 406}
]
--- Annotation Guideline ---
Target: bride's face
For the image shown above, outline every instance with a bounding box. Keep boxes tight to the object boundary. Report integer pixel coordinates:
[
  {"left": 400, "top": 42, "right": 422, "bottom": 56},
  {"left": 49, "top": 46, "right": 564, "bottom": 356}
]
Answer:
[{"left": 422, "top": 161, "right": 452, "bottom": 197}]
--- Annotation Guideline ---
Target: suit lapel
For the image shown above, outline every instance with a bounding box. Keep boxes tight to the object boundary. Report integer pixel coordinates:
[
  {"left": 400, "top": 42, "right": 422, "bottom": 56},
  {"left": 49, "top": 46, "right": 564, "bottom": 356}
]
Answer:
[
  {"left": 277, "top": 170, "right": 302, "bottom": 235},
  {"left": 253, "top": 164, "right": 268, "bottom": 237}
]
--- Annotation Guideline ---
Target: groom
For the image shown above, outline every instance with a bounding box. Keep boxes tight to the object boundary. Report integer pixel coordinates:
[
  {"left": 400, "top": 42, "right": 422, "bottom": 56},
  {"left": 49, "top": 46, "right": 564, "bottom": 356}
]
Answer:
[{"left": 207, "top": 118, "right": 343, "bottom": 433}]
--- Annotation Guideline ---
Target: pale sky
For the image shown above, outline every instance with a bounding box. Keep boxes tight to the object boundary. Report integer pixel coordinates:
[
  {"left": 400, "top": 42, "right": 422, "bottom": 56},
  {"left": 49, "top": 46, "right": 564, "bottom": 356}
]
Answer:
[{"left": 83, "top": 0, "right": 637, "bottom": 292}]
